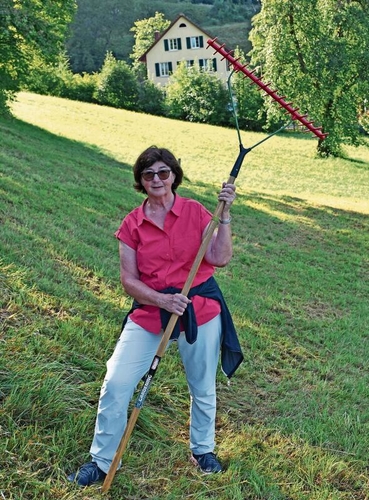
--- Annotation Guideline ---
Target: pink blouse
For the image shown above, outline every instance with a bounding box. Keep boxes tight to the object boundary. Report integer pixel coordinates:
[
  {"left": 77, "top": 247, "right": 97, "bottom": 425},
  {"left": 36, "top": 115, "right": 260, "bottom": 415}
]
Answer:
[{"left": 115, "top": 194, "right": 221, "bottom": 334}]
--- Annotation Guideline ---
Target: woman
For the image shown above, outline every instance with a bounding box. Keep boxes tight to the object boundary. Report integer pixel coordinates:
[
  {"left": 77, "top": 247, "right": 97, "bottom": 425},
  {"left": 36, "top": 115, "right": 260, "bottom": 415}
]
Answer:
[{"left": 68, "top": 146, "right": 243, "bottom": 487}]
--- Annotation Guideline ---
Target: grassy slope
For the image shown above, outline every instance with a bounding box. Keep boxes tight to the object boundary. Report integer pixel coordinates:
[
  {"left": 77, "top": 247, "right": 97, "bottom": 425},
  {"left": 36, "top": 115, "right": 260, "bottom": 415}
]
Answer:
[{"left": 0, "top": 92, "right": 368, "bottom": 499}]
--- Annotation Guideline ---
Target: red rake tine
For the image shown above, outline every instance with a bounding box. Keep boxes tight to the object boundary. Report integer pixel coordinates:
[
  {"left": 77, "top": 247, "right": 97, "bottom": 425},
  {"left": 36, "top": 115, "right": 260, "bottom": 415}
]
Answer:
[{"left": 207, "top": 38, "right": 328, "bottom": 140}]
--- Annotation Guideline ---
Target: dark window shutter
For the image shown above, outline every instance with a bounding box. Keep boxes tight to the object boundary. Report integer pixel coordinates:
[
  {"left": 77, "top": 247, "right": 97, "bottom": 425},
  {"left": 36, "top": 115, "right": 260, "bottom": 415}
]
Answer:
[
  {"left": 199, "top": 36, "right": 204, "bottom": 48},
  {"left": 186, "top": 37, "right": 191, "bottom": 49},
  {"left": 177, "top": 38, "right": 182, "bottom": 50},
  {"left": 164, "top": 39, "right": 169, "bottom": 51},
  {"left": 168, "top": 62, "right": 173, "bottom": 73},
  {"left": 155, "top": 63, "right": 160, "bottom": 77},
  {"left": 199, "top": 59, "right": 204, "bottom": 69},
  {"left": 213, "top": 58, "right": 217, "bottom": 71}
]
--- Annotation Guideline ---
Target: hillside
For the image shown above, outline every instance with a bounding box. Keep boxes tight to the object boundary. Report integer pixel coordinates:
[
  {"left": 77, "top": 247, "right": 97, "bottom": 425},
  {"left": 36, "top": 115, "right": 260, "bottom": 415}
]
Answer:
[
  {"left": 66, "top": 0, "right": 259, "bottom": 72},
  {"left": 1, "top": 92, "right": 368, "bottom": 499},
  {"left": 204, "top": 21, "right": 253, "bottom": 54}
]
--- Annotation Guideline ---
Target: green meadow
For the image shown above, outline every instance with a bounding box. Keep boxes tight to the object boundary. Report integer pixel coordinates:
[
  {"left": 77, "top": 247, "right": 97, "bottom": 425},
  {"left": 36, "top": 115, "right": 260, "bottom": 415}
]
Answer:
[{"left": 1, "top": 92, "right": 368, "bottom": 499}]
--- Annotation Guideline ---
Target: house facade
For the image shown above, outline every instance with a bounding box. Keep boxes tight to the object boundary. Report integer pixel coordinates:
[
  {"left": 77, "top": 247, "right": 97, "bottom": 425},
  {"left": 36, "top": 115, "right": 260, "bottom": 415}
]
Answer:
[{"left": 140, "top": 14, "right": 230, "bottom": 86}]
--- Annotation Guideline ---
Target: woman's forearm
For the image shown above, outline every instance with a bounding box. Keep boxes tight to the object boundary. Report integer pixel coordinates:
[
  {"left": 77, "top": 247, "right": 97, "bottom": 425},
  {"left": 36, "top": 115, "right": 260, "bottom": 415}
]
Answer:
[
  {"left": 205, "top": 220, "right": 233, "bottom": 267},
  {"left": 122, "top": 276, "right": 166, "bottom": 308},
  {"left": 122, "top": 276, "right": 190, "bottom": 315}
]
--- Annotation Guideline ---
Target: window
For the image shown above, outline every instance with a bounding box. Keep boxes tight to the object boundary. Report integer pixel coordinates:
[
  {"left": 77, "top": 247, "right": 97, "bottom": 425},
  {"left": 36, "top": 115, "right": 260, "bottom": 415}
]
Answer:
[
  {"left": 159, "top": 62, "right": 170, "bottom": 76},
  {"left": 155, "top": 62, "right": 173, "bottom": 77},
  {"left": 191, "top": 37, "right": 200, "bottom": 49},
  {"left": 169, "top": 39, "right": 178, "bottom": 50},
  {"left": 199, "top": 59, "right": 214, "bottom": 71},
  {"left": 186, "top": 36, "right": 204, "bottom": 50},
  {"left": 199, "top": 58, "right": 217, "bottom": 72},
  {"left": 164, "top": 38, "right": 182, "bottom": 51}
]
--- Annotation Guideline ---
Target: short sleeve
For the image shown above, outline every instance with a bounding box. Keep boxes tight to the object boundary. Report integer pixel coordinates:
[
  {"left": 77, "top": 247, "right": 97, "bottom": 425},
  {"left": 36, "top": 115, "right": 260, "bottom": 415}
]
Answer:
[{"left": 114, "top": 213, "right": 139, "bottom": 250}]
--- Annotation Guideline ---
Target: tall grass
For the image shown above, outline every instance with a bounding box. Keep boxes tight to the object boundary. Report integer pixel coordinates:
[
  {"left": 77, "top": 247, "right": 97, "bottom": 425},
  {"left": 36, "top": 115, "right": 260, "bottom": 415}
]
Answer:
[{"left": 0, "top": 92, "right": 368, "bottom": 499}]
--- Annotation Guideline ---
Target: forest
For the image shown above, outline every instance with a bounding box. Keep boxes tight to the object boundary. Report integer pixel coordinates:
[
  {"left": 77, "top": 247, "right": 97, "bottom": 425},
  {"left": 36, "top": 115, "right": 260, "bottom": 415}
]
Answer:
[{"left": 66, "top": 0, "right": 261, "bottom": 73}]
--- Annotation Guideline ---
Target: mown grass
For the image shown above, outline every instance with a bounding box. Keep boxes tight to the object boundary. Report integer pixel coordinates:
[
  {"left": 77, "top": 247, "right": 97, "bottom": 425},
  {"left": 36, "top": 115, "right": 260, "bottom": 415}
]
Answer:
[{"left": 0, "top": 92, "right": 368, "bottom": 499}]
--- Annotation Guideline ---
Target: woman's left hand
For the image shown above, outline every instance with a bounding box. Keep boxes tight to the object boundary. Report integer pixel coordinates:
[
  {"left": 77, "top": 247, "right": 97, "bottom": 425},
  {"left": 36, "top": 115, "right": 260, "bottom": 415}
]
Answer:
[{"left": 218, "top": 182, "right": 236, "bottom": 214}]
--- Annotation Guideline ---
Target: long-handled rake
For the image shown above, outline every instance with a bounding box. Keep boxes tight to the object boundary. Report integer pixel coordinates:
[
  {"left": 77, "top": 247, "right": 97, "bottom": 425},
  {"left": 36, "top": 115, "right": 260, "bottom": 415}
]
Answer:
[
  {"left": 101, "top": 40, "right": 327, "bottom": 493},
  {"left": 207, "top": 38, "right": 328, "bottom": 141}
]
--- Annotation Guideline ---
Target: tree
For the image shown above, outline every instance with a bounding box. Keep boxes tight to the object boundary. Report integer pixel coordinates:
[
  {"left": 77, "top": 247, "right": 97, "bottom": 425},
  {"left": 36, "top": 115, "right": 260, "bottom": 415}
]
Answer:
[
  {"left": 137, "top": 80, "right": 166, "bottom": 116},
  {"left": 130, "top": 12, "right": 171, "bottom": 78},
  {"left": 210, "top": 0, "right": 252, "bottom": 23},
  {"left": 231, "top": 47, "right": 266, "bottom": 131},
  {"left": 95, "top": 52, "right": 139, "bottom": 110},
  {"left": 0, "top": 0, "right": 76, "bottom": 115},
  {"left": 249, "top": 0, "right": 369, "bottom": 157},
  {"left": 65, "top": 2, "right": 260, "bottom": 74},
  {"left": 66, "top": 0, "right": 146, "bottom": 73},
  {"left": 165, "top": 62, "right": 230, "bottom": 125}
]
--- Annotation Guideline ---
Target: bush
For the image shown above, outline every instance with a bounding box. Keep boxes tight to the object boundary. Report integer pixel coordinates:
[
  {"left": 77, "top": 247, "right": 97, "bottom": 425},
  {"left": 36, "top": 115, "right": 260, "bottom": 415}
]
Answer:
[
  {"left": 0, "top": 73, "right": 15, "bottom": 117},
  {"left": 165, "top": 62, "right": 230, "bottom": 125},
  {"left": 137, "top": 80, "right": 166, "bottom": 116},
  {"left": 359, "top": 110, "right": 369, "bottom": 135},
  {"left": 95, "top": 52, "right": 139, "bottom": 110},
  {"left": 23, "top": 54, "right": 72, "bottom": 97},
  {"left": 63, "top": 73, "right": 98, "bottom": 103},
  {"left": 24, "top": 54, "right": 98, "bottom": 104}
]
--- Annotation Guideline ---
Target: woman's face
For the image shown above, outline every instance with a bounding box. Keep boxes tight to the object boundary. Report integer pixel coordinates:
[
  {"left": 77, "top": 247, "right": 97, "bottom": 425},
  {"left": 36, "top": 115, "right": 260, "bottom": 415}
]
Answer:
[{"left": 141, "top": 161, "right": 176, "bottom": 198}]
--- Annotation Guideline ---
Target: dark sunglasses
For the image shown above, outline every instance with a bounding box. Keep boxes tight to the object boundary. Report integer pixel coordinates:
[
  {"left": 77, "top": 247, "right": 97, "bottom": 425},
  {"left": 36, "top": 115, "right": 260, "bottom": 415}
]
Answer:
[{"left": 141, "top": 169, "right": 171, "bottom": 181}]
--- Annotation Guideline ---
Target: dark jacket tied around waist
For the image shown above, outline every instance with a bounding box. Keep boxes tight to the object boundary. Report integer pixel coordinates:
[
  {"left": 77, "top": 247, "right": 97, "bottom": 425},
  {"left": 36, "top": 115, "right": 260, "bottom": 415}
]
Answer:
[{"left": 121, "top": 276, "right": 244, "bottom": 378}]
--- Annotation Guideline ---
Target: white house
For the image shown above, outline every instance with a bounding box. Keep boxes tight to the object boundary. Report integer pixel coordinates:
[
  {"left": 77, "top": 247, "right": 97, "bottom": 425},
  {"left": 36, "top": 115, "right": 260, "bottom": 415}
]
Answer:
[{"left": 139, "top": 14, "right": 230, "bottom": 86}]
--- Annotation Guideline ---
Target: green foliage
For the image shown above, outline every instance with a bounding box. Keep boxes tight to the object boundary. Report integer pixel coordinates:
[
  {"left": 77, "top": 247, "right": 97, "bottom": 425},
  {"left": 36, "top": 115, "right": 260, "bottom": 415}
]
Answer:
[
  {"left": 206, "top": 21, "right": 252, "bottom": 57},
  {"left": 137, "top": 79, "right": 166, "bottom": 116},
  {"left": 0, "top": 86, "right": 14, "bottom": 117},
  {"left": 23, "top": 53, "right": 72, "bottom": 97},
  {"left": 165, "top": 62, "right": 230, "bottom": 124},
  {"left": 249, "top": 0, "right": 369, "bottom": 157},
  {"left": 64, "top": 72, "right": 99, "bottom": 103},
  {"left": 137, "top": 1, "right": 217, "bottom": 26},
  {"left": 23, "top": 48, "right": 269, "bottom": 131},
  {"left": 23, "top": 53, "right": 98, "bottom": 103},
  {"left": 0, "top": 0, "right": 76, "bottom": 115},
  {"left": 359, "top": 109, "right": 369, "bottom": 135},
  {"left": 210, "top": 0, "right": 253, "bottom": 23},
  {"left": 231, "top": 47, "right": 266, "bottom": 132},
  {"left": 95, "top": 52, "right": 139, "bottom": 110},
  {"left": 66, "top": 1, "right": 259, "bottom": 73},
  {"left": 130, "top": 11, "right": 171, "bottom": 69},
  {"left": 66, "top": 0, "right": 146, "bottom": 72}
]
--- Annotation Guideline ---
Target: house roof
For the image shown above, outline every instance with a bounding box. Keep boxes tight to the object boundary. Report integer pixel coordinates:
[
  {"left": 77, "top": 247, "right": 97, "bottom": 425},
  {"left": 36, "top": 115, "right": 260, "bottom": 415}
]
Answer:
[{"left": 139, "top": 13, "right": 225, "bottom": 63}]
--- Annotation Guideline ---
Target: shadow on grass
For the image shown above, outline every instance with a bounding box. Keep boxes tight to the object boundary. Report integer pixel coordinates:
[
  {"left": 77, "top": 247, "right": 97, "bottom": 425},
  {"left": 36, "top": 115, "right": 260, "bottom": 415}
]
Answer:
[{"left": 1, "top": 116, "right": 368, "bottom": 499}]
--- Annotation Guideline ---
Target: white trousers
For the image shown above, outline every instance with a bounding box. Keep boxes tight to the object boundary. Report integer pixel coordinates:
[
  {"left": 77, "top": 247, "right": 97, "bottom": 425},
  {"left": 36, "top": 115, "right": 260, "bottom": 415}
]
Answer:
[{"left": 90, "top": 314, "right": 222, "bottom": 473}]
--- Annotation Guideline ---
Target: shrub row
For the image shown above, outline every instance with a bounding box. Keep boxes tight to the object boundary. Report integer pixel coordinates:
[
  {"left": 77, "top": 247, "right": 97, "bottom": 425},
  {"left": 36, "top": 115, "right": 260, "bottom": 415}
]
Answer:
[{"left": 21, "top": 52, "right": 276, "bottom": 132}]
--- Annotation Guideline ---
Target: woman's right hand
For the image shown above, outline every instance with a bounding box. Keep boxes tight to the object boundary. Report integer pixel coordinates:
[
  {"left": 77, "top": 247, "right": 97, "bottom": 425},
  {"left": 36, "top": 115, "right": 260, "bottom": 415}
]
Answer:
[
  {"left": 120, "top": 242, "right": 191, "bottom": 315},
  {"left": 162, "top": 293, "right": 191, "bottom": 316}
]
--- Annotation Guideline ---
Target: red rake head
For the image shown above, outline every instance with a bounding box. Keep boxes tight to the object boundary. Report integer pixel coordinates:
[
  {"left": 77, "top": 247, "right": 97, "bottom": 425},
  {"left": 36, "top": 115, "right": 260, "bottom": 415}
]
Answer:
[{"left": 207, "top": 38, "right": 328, "bottom": 140}]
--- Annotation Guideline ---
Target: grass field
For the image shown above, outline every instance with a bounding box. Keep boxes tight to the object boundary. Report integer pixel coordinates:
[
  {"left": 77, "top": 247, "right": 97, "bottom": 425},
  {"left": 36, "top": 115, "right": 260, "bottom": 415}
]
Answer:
[{"left": 1, "top": 92, "right": 369, "bottom": 499}]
